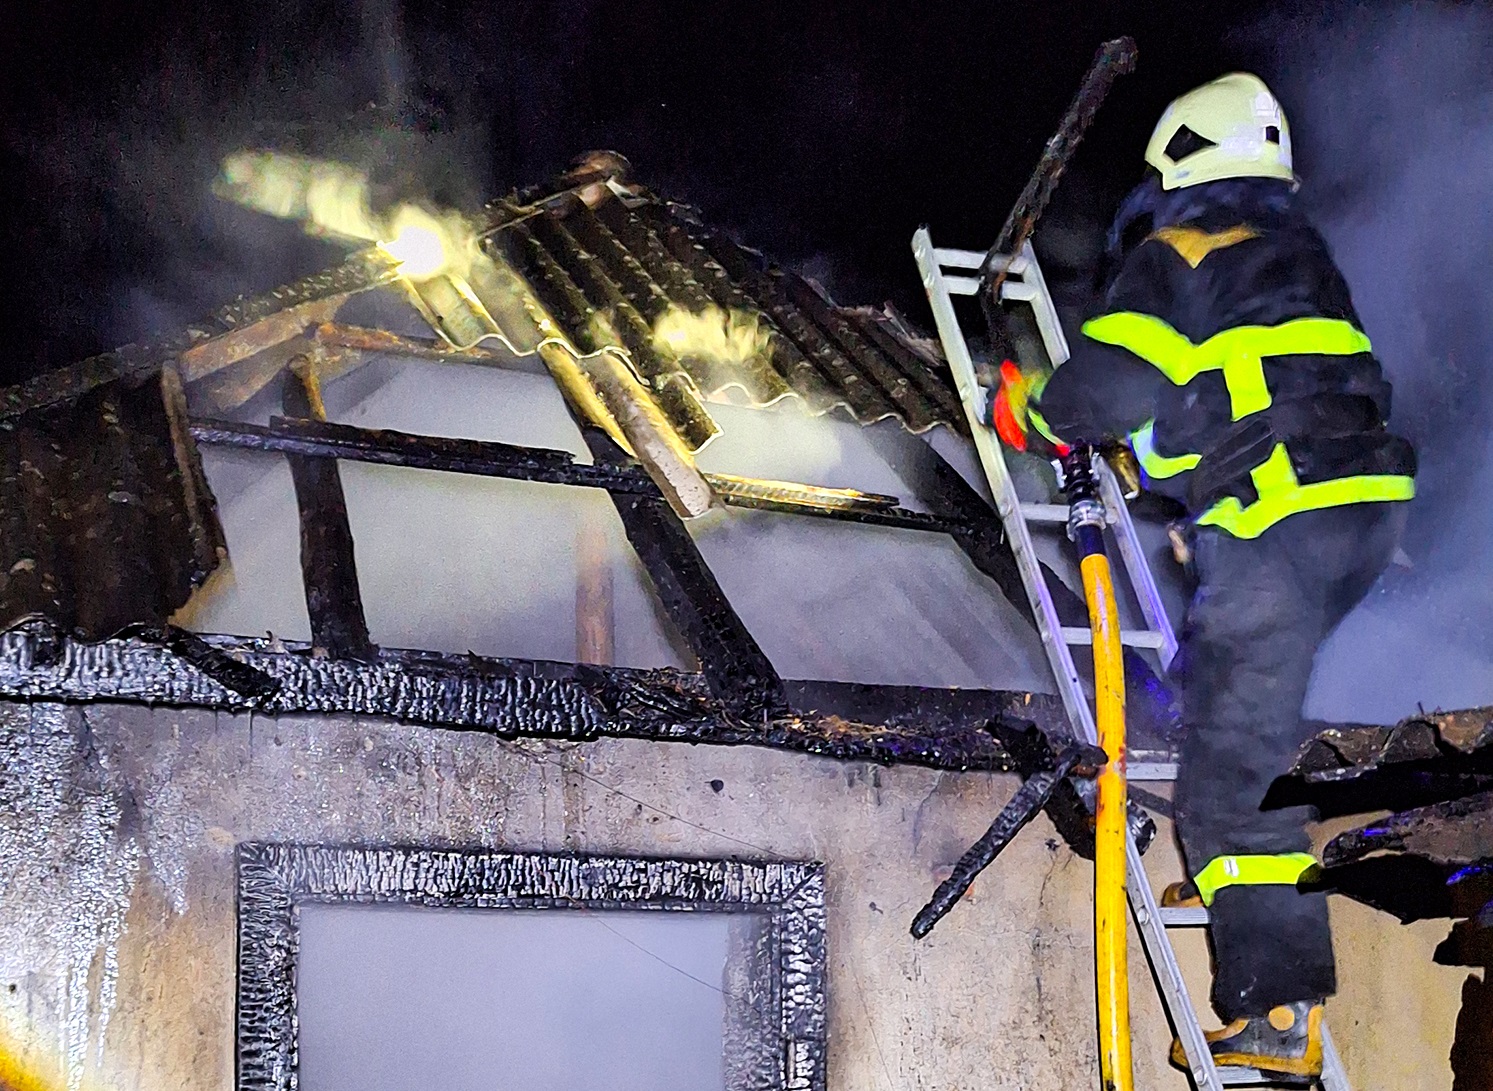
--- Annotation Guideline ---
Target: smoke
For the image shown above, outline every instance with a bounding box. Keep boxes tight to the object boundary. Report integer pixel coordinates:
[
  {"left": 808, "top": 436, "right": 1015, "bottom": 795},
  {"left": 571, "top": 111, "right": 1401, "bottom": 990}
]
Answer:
[
  {"left": 1259, "top": 5, "right": 1493, "bottom": 721},
  {"left": 2, "top": 0, "right": 503, "bottom": 372}
]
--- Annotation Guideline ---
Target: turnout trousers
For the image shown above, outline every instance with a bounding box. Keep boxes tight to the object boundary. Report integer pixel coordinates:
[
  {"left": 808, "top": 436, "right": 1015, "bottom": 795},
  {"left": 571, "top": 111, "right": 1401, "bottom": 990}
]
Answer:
[{"left": 1172, "top": 502, "right": 1406, "bottom": 1020}]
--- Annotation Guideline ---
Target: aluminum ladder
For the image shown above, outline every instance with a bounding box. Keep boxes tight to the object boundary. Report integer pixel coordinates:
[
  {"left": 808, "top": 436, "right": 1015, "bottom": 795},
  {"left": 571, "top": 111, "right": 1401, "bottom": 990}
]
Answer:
[{"left": 912, "top": 227, "right": 1352, "bottom": 1091}]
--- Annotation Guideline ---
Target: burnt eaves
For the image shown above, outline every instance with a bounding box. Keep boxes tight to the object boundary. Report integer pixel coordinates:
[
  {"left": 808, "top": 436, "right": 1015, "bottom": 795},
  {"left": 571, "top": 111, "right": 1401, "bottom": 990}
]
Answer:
[
  {"left": 0, "top": 619, "right": 1065, "bottom": 775},
  {"left": 0, "top": 365, "right": 224, "bottom": 640},
  {"left": 1293, "top": 706, "right": 1493, "bottom": 783},
  {"left": 1285, "top": 709, "right": 1493, "bottom": 929}
]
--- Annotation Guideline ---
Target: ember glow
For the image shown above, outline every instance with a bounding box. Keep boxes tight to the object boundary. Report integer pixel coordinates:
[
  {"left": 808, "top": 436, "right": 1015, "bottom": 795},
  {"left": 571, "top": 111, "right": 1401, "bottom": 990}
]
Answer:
[{"left": 214, "top": 150, "right": 470, "bottom": 280}]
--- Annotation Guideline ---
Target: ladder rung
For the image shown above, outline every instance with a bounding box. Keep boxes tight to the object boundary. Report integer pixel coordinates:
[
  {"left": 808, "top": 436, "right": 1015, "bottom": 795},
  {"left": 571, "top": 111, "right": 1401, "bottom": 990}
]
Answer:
[
  {"left": 1128, "top": 761, "right": 1179, "bottom": 782},
  {"left": 944, "top": 275, "right": 981, "bottom": 295},
  {"left": 1060, "top": 627, "right": 1167, "bottom": 649},
  {"left": 1020, "top": 503, "right": 1071, "bottom": 523},
  {"left": 932, "top": 246, "right": 986, "bottom": 269},
  {"left": 1160, "top": 906, "right": 1210, "bottom": 927},
  {"left": 1217, "top": 1069, "right": 1281, "bottom": 1086}
]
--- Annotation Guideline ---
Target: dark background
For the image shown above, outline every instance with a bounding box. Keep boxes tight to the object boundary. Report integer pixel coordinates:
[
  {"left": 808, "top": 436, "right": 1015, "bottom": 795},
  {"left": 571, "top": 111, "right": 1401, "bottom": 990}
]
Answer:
[{"left": 0, "top": 0, "right": 1291, "bottom": 383}]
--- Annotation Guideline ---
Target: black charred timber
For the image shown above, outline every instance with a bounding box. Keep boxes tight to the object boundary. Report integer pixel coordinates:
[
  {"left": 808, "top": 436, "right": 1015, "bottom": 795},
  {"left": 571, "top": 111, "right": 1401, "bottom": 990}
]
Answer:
[
  {"left": 868, "top": 427, "right": 1184, "bottom": 746},
  {"left": 122, "top": 623, "right": 280, "bottom": 699},
  {"left": 911, "top": 738, "right": 1094, "bottom": 938},
  {"left": 281, "top": 367, "right": 377, "bottom": 662},
  {"left": 190, "top": 416, "right": 958, "bottom": 534},
  {"left": 583, "top": 427, "right": 787, "bottom": 724},
  {"left": 990, "top": 721, "right": 1101, "bottom": 859},
  {"left": 1322, "top": 790, "right": 1493, "bottom": 869},
  {"left": 194, "top": 416, "right": 647, "bottom": 491},
  {"left": 0, "top": 367, "right": 225, "bottom": 640},
  {"left": 982, "top": 37, "right": 1138, "bottom": 297},
  {"left": 0, "top": 619, "right": 1073, "bottom": 773}
]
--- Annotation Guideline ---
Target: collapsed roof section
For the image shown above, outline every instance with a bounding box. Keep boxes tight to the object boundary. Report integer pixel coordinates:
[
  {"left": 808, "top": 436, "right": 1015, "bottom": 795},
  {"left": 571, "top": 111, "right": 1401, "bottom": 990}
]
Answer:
[
  {"left": 0, "top": 154, "right": 1103, "bottom": 786},
  {"left": 1283, "top": 706, "right": 1493, "bottom": 965}
]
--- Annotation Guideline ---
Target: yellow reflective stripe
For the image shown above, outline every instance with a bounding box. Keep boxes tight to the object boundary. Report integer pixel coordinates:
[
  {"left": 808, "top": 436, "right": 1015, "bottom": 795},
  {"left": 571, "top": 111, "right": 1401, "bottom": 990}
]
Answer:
[
  {"left": 1080, "top": 313, "right": 1373, "bottom": 420},
  {"left": 1028, "top": 407, "right": 1063, "bottom": 446},
  {"left": 1193, "top": 852, "right": 1319, "bottom": 907},
  {"left": 1130, "top": 422, "right": 1199, "bottom": 479},
  {"left": 1249, "top": 442, "right": 1297, "bottom": 493},
  {"left": 1198, "top": 472, "right": 1416, "bottom": 539},
  {"left": 1222, "top": 352, "right": 1270, "bottom": 419},
  {"left": 1082, "top": 313, "right": 1199, "bottom": 384}
]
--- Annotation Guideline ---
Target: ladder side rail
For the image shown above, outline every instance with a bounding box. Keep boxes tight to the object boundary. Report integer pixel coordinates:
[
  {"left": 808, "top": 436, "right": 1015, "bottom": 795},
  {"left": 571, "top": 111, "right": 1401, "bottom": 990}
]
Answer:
[
  {"left": 1320, "top": 1025, "right": 1350, "bottom": 1091},
  {"left": 913, "top": 227, "right": 1096, "bottom": 744},
  {"left": 1097, "top": 460, "right": 1180, "bottom": 668},
  {"left": 999, "top": 239, "right": 1073, "bottom": 367},
  {"left": 1127, "top": 839, "right": 1231, "bottom": 1090}
]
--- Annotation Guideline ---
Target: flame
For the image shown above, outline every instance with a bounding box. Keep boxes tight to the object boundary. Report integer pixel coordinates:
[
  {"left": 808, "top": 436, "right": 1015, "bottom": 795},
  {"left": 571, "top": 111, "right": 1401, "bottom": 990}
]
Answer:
[
  {"left": 652, "top": 304, "right": 772, "bottom": 369},
  {"left": 379, "top": 205, "right": 458, "bottom": 280},
  {"left": 215, "top": 150, "right": 471, "bottom": 280}
]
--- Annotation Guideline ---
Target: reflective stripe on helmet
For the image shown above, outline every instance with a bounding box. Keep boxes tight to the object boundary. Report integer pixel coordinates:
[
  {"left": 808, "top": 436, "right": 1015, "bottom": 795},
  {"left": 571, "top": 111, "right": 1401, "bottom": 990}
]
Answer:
[{"left": 1193, "top": 852, "right": 1319, "bottom": 907}]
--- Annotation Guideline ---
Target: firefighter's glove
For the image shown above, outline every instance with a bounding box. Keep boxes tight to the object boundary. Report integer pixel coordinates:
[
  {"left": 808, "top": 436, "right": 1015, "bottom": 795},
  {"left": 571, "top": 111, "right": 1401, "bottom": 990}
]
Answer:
[{"left": 986, "top": 360, "right": 1067, "bottom": 457}]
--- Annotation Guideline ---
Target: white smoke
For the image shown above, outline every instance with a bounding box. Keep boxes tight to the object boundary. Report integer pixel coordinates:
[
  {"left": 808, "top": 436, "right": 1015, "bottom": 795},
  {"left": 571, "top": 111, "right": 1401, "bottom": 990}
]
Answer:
[{"left": 1262, "top": 5, "right": 1493, "bottom": 721}]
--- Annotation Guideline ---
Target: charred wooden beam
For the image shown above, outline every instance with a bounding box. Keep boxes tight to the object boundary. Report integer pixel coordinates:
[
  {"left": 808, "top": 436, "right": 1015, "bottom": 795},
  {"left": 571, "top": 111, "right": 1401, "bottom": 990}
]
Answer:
[
  {"left": 281, "top": 359, "right": 376, "bottom": 662},
  {"left": 911, "top": 736, "right": 1099, "bottom": 938},
  {"left": 583, "top": 427, "right": 786, "bottom": 723},
  {"left": 189, "top": 416, "right": 963, "bottom": 534},
  {"left": 0, "top": 620, "right": 1077, "bottom": 774}
]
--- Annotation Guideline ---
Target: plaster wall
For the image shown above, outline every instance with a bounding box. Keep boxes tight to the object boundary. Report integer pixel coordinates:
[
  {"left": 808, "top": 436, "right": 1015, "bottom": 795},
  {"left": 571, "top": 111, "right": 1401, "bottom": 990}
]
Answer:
[{"left": 0, "top": 701, "right": 1464, "bottom": 1091}]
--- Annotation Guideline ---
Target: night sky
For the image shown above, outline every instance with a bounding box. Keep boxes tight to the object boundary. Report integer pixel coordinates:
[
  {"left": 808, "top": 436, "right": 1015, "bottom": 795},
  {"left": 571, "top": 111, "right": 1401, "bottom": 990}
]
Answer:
[{"left": 3, "top": 0, "right": 1290, "bottom": 384}]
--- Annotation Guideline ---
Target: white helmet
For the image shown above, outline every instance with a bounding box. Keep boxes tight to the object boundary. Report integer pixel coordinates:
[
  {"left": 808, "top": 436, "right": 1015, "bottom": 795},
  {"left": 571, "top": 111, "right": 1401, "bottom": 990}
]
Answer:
[{"left": 1144, "top": 73, "right": 1295, "bottom": 191}]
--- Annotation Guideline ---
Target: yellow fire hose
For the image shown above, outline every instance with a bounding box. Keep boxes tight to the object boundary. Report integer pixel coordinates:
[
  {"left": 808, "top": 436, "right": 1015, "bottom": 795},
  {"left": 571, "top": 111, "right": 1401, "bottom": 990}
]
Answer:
[{"left": 1067, "top": 448, "right": 1134, "bottom": 1091}]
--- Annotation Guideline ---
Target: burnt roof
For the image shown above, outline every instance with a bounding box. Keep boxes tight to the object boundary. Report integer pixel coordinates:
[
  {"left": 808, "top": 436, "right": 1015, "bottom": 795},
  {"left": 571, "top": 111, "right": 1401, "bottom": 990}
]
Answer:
[{"left": 487, "top": 184, "right": 963, "bottom": 437}]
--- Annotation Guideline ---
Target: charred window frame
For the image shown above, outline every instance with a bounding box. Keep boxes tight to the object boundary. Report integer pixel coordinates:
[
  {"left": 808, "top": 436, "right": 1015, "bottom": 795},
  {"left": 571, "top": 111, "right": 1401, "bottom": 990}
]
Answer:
[{"left": 236, "top": 843, "right": 827, "bottom": 1091}]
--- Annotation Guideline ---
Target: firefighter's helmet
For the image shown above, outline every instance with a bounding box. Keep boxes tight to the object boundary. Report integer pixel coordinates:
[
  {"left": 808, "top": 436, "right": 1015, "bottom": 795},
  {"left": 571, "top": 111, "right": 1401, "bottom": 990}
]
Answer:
[{"left": 1144, "top": 73, "right": 1296, "bottom": 191}]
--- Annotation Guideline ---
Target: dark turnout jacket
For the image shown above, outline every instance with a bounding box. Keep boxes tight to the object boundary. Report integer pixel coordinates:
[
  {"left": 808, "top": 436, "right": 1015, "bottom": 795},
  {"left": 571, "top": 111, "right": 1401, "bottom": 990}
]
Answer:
[{"left": 1033, "top": 202, "right": 1415, "bottom": 539}]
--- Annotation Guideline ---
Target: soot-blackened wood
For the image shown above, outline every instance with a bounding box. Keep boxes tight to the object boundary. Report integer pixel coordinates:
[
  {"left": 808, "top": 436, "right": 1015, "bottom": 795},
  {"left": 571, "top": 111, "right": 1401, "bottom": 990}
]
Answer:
[
  {"left": 867, "top": 426, "right": 1183, "bottom": 746},
  {"left": 582, "top": 427, "right": 786, "bottom": 723},
  {"left": 990, "top": 721, "right": 1099, "bottom": 860},
  {"left": 282, "top": 365, "right": 376, "bottom": 662},
  {"left": 911, "top": 737, "right": 1095, "bottom": 938},
  {"left": 190, "top": 417, "right": 960, "bottom": 534}
]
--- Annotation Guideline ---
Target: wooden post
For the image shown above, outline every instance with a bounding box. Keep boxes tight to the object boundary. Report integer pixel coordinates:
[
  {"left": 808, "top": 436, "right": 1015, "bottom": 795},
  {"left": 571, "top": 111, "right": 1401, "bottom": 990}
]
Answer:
[
  {"left": 283, "top": 353, "right": 377, "bottom": 661},
  {"left": 574, "top": 513, "right": 615, "bottom": 665}
]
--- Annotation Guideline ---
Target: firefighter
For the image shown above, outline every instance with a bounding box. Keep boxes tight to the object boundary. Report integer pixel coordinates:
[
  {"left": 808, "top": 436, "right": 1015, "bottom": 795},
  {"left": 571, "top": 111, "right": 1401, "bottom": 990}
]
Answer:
[{"left": 997, "top": 72, "right": 1416, "bottom": 1078}]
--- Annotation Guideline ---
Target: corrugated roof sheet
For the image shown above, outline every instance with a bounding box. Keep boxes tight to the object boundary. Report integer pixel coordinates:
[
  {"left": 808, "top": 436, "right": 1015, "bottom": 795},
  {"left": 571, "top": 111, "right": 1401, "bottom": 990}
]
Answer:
[{"left": 488, "top": 183, "right": 964, "bottom": 438}]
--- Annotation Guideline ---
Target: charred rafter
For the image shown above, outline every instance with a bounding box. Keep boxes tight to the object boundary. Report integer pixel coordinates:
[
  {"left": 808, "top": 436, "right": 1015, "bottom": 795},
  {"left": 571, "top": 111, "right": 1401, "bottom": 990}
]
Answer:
[
  {"left": 189, "top": 415, "right": 963, "bottom": 534},
  {"left": 281, "top": 364, "right": 377, "bottom": 662},
  {"left": 582, "top": 428, "right": 787, "bottom": 724}
]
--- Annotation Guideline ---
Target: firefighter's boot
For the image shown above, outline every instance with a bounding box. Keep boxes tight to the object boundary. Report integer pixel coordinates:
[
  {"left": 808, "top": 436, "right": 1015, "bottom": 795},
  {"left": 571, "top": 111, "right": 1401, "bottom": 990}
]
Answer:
[
  {"left": 1160, "top": 878, "right": 1202, "bottom": 909},
  {"left": 1169, "top": 1001, "right": 1325, "bottom": 1083}
]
